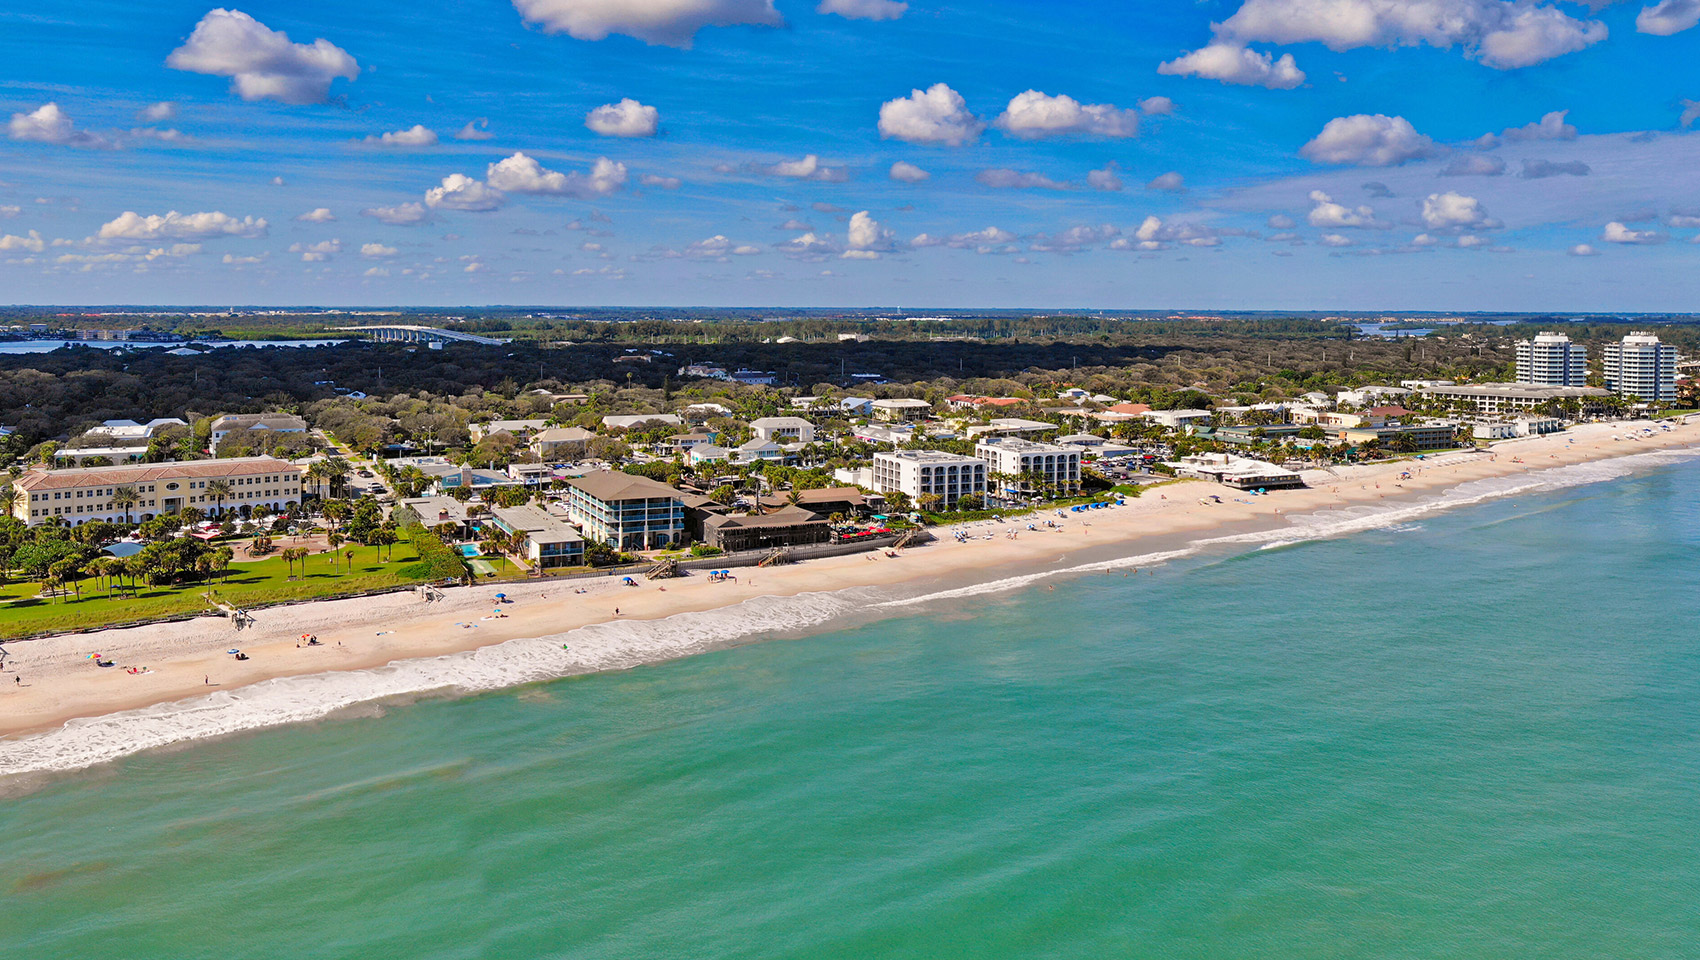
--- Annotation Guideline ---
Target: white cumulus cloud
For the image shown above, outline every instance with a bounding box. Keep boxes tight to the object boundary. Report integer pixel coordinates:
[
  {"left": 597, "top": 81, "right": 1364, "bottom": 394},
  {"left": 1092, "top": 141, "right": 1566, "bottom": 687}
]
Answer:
[
  {"left": 585, "top": 98, "right": 659, "bottom": 137},
  {"left": 8, "top": 103, "right": 111, "bottom": 149},
  {"left": 0, "top": 231, "right": 47, "bottom": 253},
  {"left": 993, "top": 90, "right": 1140, "bottom": 139},
  {"left": 889, "top": 161, "right": 930, "bottom": 182},
  {"left": 97, "top": 210, "right": 267, "bottom": 241},
  {"left": 485, "top": 153, "right": 628, "bottom": 198},
  {"left": 1421, "top": 191, "right": 1492, "bottom": 229},
  {"left": 1158, "top": 43, "right": 1304, "bottom": 89},
  {"left": 424, "top": 173, "right": 506, "bottom": 212},
  {"left": 290, "top": 239, "right": 341, "bottom": 261},
  {"left": 510, "top": 0, "right": 782, "bottom": 47},
  {"left": 361, "top": 202, "right": 429, "bottom": 225},
  {"left": 1602, "top": 221, "right": 1664, "bottom": 244},
  {"left": 1300, "top": 114, "right": 1440, "bottom": 166},
  {"left": 363, "top": 125, "right": 438, "bottom": 147},
  {"left": 294, "top": 208, "right": 336, "bottom": 223},
  {"left": 1146, "top": 171, "right": 1186, "bottom": 193},
  {"left": 845, "top": 210, "right": 895, "bottom": 255},
  {"left": 139, "top": 102, "right": 178, "bottom": 122},
  {"left": 764, "top": 154, "right": 846, "bottom": 181},
  {"left": 878, "top": 83, "right": 984, "bottom": 146},
  {"left": 640, "top": 173, "right": 682, "bottom": 189},
  {"left": 1088, "top": 164, "right": 1124, "bottom": 191},
  {"left": 976, "top": 168, "right": 1070, "bottom": 190},
  {"left": 1308, "top": 190, "right": 1381, "bottom": 228},
  {"left": 455, "top": 118, "right": 494, "bottom": 140},
  {"left": 818, "top": 0, "right": 906, "bottom": 20},
  {"left": 1140, "top": 96, "right": 1176, "bottom": 115},
  {"left": 1638, "top": 0, "right": 1700, "bottom": 35},
  {"left": 360, "top": 242, "right": 398, "bottom": 257},
  {"left": 166, "top": 8, "right": 359, "bottom": 104},
  {"left": 1209, "top": 0, "right": 1607, "bottom": 70}
]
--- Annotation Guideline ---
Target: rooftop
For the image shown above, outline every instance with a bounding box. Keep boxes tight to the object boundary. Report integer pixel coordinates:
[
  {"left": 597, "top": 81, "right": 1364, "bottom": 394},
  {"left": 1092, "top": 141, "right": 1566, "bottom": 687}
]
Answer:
[
  {"left": 16, "top": 456, "right": 301, "bottom": 491},
  {"left": 565, "top": 471, "right": 684, "bottom": 503}
]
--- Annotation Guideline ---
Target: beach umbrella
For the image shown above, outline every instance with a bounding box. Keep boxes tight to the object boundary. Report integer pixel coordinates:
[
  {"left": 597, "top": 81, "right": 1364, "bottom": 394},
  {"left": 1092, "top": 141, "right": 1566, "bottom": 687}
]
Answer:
[{"left": 228, "top": 649, "right": 240, "bottom": 655}]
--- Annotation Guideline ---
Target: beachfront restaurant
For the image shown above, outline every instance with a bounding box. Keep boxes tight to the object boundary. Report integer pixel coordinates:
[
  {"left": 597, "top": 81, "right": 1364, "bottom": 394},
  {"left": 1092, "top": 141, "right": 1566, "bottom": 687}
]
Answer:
[{"left": 700, "top": 506, "right": 832, "bottom": 553}]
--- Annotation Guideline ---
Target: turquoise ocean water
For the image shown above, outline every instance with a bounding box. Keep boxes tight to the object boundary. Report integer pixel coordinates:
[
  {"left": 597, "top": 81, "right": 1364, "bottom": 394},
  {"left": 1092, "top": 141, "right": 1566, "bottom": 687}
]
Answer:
[{"left": 3, "top": 450, "right": 1698, "bottom": 958}]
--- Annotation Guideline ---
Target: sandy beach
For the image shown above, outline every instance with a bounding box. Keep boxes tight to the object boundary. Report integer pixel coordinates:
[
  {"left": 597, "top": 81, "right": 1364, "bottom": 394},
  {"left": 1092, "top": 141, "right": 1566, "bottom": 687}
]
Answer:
[{"left": 2, "top": 417, "right": 1696, "bottom": 746}]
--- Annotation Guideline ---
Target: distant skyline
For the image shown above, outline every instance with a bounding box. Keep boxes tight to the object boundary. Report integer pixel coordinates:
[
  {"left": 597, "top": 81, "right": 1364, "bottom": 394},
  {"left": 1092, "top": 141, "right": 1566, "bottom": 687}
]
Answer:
[{"left": 4, "top": 2, "right": 1700, "bottom": 310}]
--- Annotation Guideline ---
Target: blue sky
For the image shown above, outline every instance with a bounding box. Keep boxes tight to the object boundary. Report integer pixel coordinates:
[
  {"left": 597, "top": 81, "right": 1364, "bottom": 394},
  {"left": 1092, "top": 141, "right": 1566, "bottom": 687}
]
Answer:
[{"left": 4, "top": 0, "right": 1700, "bottom": 309}]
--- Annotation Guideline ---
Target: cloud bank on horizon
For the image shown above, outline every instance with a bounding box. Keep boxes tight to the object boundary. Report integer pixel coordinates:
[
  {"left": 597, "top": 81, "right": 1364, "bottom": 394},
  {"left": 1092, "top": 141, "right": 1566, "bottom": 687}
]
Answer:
[{"left": 3, "top": 0, "right": 1700, "bottom": 310}]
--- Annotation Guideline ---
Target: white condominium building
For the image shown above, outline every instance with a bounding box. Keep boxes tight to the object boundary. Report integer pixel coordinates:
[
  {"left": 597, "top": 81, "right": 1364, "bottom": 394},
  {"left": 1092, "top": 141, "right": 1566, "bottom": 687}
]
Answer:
[
  {"left": 1515, "top": 332, "right": 1588, "bottom": 387},
  {"left": 975, "top": 438, "right": 1081, "bottom": 500},
  {"left": 12, "top": 457, "right": 304, "bottom": 526},
  {"left": 872, "top": 450, "right": 986, "bottom": 504},
  {"left": 1601, "top": 332, "right": 1678, "bottom": 401}
]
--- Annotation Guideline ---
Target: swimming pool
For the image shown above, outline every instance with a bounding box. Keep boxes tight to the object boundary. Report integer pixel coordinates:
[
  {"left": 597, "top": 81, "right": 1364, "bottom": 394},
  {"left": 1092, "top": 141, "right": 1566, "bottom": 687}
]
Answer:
[{"left": 457, "top": 544, "right": 482, "bottom": 558}]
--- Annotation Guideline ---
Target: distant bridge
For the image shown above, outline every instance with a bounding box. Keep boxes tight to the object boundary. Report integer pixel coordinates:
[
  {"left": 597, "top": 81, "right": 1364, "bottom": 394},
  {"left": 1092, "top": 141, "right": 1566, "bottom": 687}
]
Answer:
[{"left": 333, "top": 325, "right": 510, "bottom": 346}]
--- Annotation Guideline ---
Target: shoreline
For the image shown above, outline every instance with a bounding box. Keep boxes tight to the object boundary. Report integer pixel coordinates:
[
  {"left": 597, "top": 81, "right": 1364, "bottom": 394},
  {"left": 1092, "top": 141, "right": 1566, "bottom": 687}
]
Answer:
[{"left": 3, "top": 417, "right": 1698, "bottom": 773}]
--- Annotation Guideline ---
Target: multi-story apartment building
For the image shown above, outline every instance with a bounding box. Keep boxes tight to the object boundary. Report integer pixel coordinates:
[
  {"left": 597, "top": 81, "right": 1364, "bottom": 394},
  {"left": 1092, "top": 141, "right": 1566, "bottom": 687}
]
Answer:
[
  {"left": 1601, "top": 332, "right": 1678, "bottom": 401},
  {"left": 975, "top": 438, "right": 1082, "bottom": 501},
  {"left": 1515, "top": 332, "right": 1588, "bottom": 387},
  {"left": 871, "top": 450, "right": 987, "bottom": 505},
  {"left": 12, "top": 457, "right": 304, "bottom": 525},
  {"left": 562, "top": 472, "right": 685, "bottom": 551}
]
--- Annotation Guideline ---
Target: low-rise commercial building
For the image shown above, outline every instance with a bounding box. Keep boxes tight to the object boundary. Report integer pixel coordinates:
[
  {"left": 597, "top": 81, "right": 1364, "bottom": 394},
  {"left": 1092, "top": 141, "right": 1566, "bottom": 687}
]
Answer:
[
  {"left": 1420, "top": 383, "right": 1611, "bottom": 416},
  {"left": 13, "top": 457, "right": 304, "bottom": 525},
  {"left": 1169, "top": 454, "right": 1305, "bottom": 490}
]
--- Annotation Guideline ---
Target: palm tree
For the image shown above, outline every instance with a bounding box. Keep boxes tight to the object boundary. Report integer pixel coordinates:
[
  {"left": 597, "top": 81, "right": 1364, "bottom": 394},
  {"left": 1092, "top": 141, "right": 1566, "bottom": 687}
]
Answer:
[
  {"left": 323, "top": 457, "right": 351, "bottom": 499},
  {"left": 205, "top": 479, "right": 232, "bottom": 517},
  {"left": 282, "top": 545, "right": 310, "bottom": 581},
  {"left": 320, "top": 499, "right": 352, "bottom": 533},
  {"left": 0, "top": 485, "right": 17, "bottom": 521},
  {"left": 112, "top": 486, "right": 141, "bottom": 527}
]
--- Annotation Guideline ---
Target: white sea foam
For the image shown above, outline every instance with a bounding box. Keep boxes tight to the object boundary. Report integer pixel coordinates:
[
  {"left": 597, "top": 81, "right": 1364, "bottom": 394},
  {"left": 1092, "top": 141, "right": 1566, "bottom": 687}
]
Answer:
[
  {"left": 5, "top": 443, "right": 1695, "bottom": 780},
  {"left": 0, "top": 588, "right": 875, "bottom": 779},
  {"left": 872, "top": 548, "right": 1198, "bottom": 607}
]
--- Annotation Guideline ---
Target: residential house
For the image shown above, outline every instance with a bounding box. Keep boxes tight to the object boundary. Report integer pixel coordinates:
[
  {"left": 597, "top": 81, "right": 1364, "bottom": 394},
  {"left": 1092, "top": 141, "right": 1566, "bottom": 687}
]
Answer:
[
  {"left": 749, "top": 417, "right": 816, "bottom": 444},
  {"left": 489, "top": 504, "right": 584, "bottom": 569},
  {"left": 530, "top": 426, "right": 596, "bottom": 460},
  {"left": 209, "top": 413, "right": 307, "bottom": 453},
  {"left": 602, "top": 413, "right": 684, "bottom": 431},
  {"left": 468, "top": 418, "right": 551, "bottom": 442},
  {"left": 870, "top": 398, "right": 933, "bottom": 422}
]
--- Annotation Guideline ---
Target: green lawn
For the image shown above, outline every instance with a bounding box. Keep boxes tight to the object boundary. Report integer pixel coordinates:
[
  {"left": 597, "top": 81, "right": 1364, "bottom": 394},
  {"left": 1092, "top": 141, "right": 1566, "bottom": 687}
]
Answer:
[{"left": 0, "top": 541, "right": 430, "bottom": 640}]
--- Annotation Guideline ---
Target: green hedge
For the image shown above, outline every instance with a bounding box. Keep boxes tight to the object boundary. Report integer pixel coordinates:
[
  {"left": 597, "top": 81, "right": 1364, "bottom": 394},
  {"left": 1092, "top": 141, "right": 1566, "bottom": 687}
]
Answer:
[{"left": 399, "top": 524, "right": 470, "bottom": 581}]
